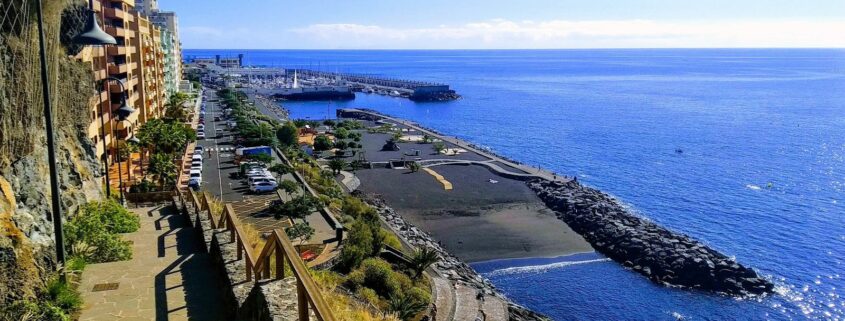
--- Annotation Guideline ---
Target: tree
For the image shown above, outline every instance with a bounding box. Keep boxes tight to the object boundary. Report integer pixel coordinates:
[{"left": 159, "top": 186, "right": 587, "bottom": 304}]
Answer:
[
  {"left": 408, "top": 247, "right": 439, "bottom": 280},
  {"left": 313, "top": 134, "right": 332, "bottom": 151},
  {"left": 334, "top": 127, "right": 349, "bottom": 140},
  {"left": 271, "top": 195, "right": 319, "bottom": 219},
  {"left": 392, "top": 132, "right": 403, "bottom": 142},
  {"left": 407, "top": 162, "right": 421, "bottom": 173},
  {"left": 328, "top": 159, "right": 346, "bottom": 175},
  {"left": 386, "top": 294, "right": 428, "bottom": 321},
  {"left": 147, "top": 153, "right": 177, "bottom": 188},
  {"left": 432, "top": 142, "right": 446, "bottom": 154},
  {"left": 279, "top": 180, "right": 299, "bottom": 195},
  {"left": 276, "top": 121, "right": 299, "bottom": 148},
  {"left": 334, "top": 140, "right": 347, "bottom": 150},
  {"left": 322, "top": 119, "right": 336, "bottom": 127},
  {"left": 268, "top": 163, "right": 293, "bottom": 177},
  {"left": 347, "top": 141, "right": 358, "bottom": 149},
  {"left": 285, "top": 222, "right": 315, "bottom": 246}
]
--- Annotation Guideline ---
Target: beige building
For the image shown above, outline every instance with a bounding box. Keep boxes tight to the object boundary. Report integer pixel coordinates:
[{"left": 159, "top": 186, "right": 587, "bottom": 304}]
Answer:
[
  {"left": 76, "top": 0, "right": 142, "bottom": 162},
  {"left": 75, "top": 0, "right": 182, "bottom": 184}
]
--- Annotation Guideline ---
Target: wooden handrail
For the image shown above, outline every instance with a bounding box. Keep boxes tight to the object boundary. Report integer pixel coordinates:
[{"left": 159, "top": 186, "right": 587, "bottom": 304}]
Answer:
[
  {"left": 271, "top": 229, "right": 336, "bottom": 321},
  {"left": 177, "top": 189, "right": 335, "bottom": 320},
  {"left": 218, "top": 204, "right": 258, "bottom": 281}
]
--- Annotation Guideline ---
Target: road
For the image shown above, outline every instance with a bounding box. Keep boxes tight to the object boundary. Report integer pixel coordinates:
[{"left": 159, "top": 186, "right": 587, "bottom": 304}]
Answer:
[{"left": 196, "top": 89, "right": 335, "bottom": 245}]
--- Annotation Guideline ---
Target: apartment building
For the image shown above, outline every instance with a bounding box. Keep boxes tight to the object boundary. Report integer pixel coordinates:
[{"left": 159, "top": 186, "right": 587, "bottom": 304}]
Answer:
[
  {"left": 77, "top": 0, "right": 142, "bottom": 162},
  {"left": 75, "top": 0, "right": 182, "bottom": 171}
]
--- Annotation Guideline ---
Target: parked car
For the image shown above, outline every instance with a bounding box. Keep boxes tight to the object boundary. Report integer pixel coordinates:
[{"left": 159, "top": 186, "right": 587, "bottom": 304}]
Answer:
[
  {"left": 189, "top": 169, "right": 202, "bottom": 187},
  {"left": 194, "top": 145, "right": 204, "bottom": 153},
  {"left": 197, "top": 124, "right": 205, "bottom": 130},
  {"left": 192, "top": 153, "right": 203, "bottom": 162},
  {"left": 214, "top": 116, "right": 220, "bottom": 121},
  {"left": 197, "top": 131, "right": 206, "bottom": 139},
  {"left": 250, "top": 181, "right": 278, "bottom": 193},
  {"left": 248, "top": 176, "right": 276, "bottom": 187},
  {"left": 191, "top": 160, "right": 202, "bottom": 171}
]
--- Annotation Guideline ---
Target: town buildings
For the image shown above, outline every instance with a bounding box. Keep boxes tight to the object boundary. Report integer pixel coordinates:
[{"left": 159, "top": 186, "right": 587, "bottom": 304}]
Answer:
[{"left": 74, "top": 0, "right": 184, "bottom": 190}]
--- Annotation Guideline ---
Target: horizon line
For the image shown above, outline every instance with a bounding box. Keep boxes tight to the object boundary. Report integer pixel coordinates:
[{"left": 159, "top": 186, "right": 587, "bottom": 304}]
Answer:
[{"left": 182, "top": 47, "right": 845, "bottom": 51}]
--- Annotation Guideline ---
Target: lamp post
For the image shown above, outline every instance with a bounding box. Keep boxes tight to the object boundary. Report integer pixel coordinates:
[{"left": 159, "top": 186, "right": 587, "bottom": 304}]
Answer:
[
  {"left": 113, "top": 84, "right": 135, "bottom": 205},
  {"left": 34, "top": 0, "right": 67, "bottom": 278},
  {"left": 74, "top": 0, "right": 116, "bottom": 197}
]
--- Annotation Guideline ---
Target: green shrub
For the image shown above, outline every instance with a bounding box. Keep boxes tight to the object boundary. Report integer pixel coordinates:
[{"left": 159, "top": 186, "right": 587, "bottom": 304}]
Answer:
[
  {"left": 46, "top": 278, "right": 83, "bottom": 313},
  {"left": 0, "top": 300, "right": 70, "bottom": 321},
  {"left": 359, "top": 258, "right": 406, "bottom": 299},
  {"left": 345, "top": 269, "right": 365, "bottom": 291},
  {"left": 65, "top": 200, "right": 136, "bottom": 263},
  {"left": 357, "top": 287, "right": 380, "bottom": 308},
  {"left": 66, "top": 256, "right": 87, "bottom": 272},
  {"left": 78, "top": 199, "right": 140, "bottom": 233},
  {"left": 381, "top": 229, "right": 402, "bottom": 250}
]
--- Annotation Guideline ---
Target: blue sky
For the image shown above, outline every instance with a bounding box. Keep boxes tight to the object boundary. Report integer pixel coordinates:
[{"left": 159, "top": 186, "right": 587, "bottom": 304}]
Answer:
[{"left": 158, "top": 0, "right": 845, "bottom": 49}]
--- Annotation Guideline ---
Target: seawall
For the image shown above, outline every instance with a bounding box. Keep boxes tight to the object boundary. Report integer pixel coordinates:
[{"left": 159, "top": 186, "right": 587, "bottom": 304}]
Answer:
[{"left": 528, "top": 179, "right": 773, "bottom": 296}]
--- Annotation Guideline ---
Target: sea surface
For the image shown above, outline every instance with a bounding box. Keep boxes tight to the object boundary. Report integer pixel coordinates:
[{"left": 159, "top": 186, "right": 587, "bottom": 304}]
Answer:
[{"left": 185, "top": 49, "right": 845, "bottom": 321}]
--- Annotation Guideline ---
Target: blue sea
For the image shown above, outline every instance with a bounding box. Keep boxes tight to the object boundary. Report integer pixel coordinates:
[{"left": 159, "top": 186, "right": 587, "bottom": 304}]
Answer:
[{"left": 185, "top": 49, "right": 845, "bottom": 321}]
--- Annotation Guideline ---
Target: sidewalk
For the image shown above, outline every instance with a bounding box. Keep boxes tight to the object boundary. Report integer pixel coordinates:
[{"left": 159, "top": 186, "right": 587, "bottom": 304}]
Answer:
[{"left": 78, "top": 205, "right": 227, "bottom": 320}]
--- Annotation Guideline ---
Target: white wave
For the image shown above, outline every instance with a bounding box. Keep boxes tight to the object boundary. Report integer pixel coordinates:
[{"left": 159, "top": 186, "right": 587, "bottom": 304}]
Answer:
[
  {"left": 483, "top": 258, "right": 611, "bottom": 277},
  {"left": 746, "top": 184, "right": 762, "bottom": 190}
]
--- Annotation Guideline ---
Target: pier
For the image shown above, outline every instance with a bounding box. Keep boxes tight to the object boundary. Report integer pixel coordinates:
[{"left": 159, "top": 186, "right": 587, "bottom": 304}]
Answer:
[{"left": 290, "top": 69, "right": 460, "bottom": 101}]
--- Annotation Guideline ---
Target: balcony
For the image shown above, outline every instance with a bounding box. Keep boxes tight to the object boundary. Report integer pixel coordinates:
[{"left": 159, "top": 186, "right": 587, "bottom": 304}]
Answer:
[
  {"left": 105, "top": 26, "right": 125, "bottom": 37},
  {"left": 107, "top": 46, "right": 127, "bottom": 56},
  {"left": 108, "top": 63, "right": 128, "bottom": 75},
  {"left": 104, "top": 7, "right": 127, "bottom": 21}
]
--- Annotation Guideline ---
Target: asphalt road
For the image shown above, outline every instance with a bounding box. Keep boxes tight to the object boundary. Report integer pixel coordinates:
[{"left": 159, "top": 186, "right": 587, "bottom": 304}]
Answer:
[{"left": 196, "top": 89, "right": 246, "bottom": 203}]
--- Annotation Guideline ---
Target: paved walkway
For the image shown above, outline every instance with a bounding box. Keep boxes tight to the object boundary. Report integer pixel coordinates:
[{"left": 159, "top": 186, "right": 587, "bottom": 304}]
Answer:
[
  {"left": 78, "top": 205, "right": 227, "bottom": 321},
  {"left": 352, "top": 109, "right": 573, "bottom": 184}
]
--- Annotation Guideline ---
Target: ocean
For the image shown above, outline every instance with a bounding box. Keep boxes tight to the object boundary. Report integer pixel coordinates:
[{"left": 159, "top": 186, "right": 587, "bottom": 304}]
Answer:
[{"left": 185, "top": 49, "right": 845, "bottom": 320}]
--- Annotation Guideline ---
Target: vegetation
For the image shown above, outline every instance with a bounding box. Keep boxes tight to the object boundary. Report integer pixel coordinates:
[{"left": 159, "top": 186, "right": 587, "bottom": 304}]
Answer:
[
  {"left": 314, "top": 134, "right": 333, "bottom": 151},
  {"left": 279, "top": 179, "right": 300, "bottom": 195},
  {"left": 329, "top": 158, "right": 347, "bottom": 175},
  {"left": 0, "top": 274, "right": 84, "bottom": 321},
  {"left": 271, "top": 195, "right": 320, "bottom": 219},
  {"left": 286, "top": 222, "right": 316, "bottom": 245},
  {"left": 432, "top": 142, "right": 446, "bottom": 154},
  {"left": 407, "top": 162, "right": 421, "bottom": 173},
  {"left": 276, "top": 121, "right": 300, "bottom": 147},
  {"left": 147, "top": 153, "right": 178, "bottom": 188},
  {"left": 64, "top": 199, "right": 139, "bottom": 263},
  {"left": 408, "top": 247, "right": 439, "bottom": 280}
]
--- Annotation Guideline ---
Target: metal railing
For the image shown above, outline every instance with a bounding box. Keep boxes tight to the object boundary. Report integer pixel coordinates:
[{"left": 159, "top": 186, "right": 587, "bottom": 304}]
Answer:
[{"left": 180, "top": 189, "right": 335, "bottom": 321}]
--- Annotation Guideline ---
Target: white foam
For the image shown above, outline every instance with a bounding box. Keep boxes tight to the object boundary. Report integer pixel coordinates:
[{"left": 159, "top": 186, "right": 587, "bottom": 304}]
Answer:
[
  {"left": 483, "top": 258, "right": 611, "bottom": 277},
  {"left": 746, "top": 184, "right": 762, "bottom": 190}
]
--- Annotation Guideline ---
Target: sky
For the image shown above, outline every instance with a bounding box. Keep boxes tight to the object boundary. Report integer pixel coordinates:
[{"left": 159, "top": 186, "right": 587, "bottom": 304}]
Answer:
[{"left": 157, "top": 0, "right": 845, "bottom": 49}]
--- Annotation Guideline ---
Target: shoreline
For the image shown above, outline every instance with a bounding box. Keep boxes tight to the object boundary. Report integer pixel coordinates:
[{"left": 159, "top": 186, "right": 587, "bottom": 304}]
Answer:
[
  {"left": 339, "top": 108, "right": 774, "bottom": 296},
  {"left": 468, "top": 250, "right": 599, "bottom": 267}
]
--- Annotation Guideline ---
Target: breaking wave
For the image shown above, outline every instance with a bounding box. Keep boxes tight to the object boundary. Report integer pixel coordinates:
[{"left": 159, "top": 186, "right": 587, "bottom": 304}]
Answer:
[{"left": 483, "top": 258, "right": 612, "bottom": 277}]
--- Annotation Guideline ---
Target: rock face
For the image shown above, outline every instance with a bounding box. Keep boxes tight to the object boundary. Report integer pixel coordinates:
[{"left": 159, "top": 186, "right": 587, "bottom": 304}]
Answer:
[
  {"left": 527, "top": 179, "right": 773, "bottom": 296},
  {"left": 0, "top": 1, "right": 102, "bottom": 305}
]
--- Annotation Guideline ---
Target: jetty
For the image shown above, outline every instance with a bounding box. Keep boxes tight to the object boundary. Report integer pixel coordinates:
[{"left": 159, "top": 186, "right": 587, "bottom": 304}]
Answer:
[{"left": 292, "top": 69, "right": 460, "bottom": 101}]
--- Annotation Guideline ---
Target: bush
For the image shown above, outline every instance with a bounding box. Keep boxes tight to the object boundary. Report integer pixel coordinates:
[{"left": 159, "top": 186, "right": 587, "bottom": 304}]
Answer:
[
  {"left": 78, "top": 199, "right": 140, "bottom": 233},
  {"left": 46, "top": 278, "right": 83, "bottom": 313},
  {"left": 65, "top": 200, "right": 137, "bottom": 263},
  {"left": 357, "top": 287, "right": 380, "bottom": 308},
  {"left": 0, "top": 300, "right": 70, "bottom": 321}
]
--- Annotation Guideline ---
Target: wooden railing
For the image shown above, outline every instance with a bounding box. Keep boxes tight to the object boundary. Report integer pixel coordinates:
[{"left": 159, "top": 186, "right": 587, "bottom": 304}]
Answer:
[{"left": 179, "top": 189, "right": 335, "bottom": 321}]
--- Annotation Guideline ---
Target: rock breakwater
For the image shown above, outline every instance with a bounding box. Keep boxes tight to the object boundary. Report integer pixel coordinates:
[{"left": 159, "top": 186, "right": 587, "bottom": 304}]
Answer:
[{"left": 527, "top": 179, "right": 774, "bottom": 296}]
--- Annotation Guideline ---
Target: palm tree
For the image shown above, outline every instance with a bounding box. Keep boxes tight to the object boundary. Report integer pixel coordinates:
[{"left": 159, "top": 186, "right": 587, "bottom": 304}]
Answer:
[
  {"left": 409, "top": 247, "right": 439, "bottom": 280},
  {"left": 147, "top": 153, "right": 178, "bottom": 188},
  {"left": 432, "top": 142, "right": 446, "bottom": 154},
  {"left": 386, "top": 294, "right": 427, "bottom": 321},
  {"left": 328, "top": 158, "right": 346, "bottom": 175},
  {"left": 407, "top": 162, "right": 421, "bottom": 173}
]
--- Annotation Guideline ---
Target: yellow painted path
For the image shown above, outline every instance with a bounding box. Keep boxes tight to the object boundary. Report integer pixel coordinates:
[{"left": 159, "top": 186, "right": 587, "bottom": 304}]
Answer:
[{"left": 422, "top": 167, "right": 453, "bottom": 190}]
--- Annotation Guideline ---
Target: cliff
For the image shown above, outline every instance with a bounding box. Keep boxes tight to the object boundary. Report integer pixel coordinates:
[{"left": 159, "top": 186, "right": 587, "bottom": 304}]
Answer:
[{"left": 0, "top": 0, "right": 102, "bottom": 304}]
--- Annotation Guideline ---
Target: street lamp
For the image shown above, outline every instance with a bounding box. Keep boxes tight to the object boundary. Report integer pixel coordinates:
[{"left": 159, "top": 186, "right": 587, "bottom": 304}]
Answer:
[
  {"left": 113, "top": 82, "right": 135, "bottom": 205},
  {"left": 74, "top": 0, "right": 116, "bottom": 198}
]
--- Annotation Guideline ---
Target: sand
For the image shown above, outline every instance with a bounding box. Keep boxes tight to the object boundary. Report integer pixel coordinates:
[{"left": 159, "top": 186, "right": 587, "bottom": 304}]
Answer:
[{"left": 355, "top": 165, "right": 594, "bottom": 263}]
